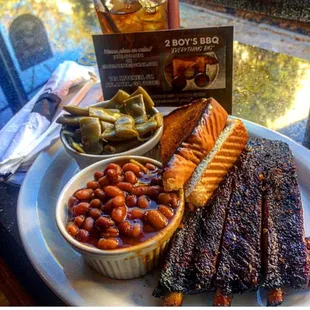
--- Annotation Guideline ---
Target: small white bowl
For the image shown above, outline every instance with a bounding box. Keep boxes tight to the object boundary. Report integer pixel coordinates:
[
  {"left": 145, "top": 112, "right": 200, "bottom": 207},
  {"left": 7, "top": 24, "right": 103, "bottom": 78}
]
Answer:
[
  {"left": 60, "top": 106, "right": 163, "bottom": 169},
  {"left": 55, "top": 155, "right": 184, "bottom": 280}
]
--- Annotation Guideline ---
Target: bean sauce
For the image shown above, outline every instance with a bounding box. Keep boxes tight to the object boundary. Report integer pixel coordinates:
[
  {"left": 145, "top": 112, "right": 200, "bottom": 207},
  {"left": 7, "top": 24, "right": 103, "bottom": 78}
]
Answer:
[{"left": 66, "top": 160, "right": 180, "bottom": 250}]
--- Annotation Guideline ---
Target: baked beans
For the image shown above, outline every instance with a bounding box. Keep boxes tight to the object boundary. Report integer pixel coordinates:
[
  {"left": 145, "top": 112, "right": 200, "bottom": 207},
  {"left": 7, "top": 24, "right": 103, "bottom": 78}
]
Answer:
[{"left": 66, "top": 160, "right": 180, "bottom": 250}]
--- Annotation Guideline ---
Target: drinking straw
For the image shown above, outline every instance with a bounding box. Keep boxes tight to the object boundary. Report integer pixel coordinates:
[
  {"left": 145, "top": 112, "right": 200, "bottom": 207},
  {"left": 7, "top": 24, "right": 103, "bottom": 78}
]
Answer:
[
  {"left": 169, "top": 0, "right": 180, "bottom": 29},
  {"left": 102, "top": 3, "right": 121, "bottom": 33},
  {"left": 94, "top": 0, "right": 120, "bottom": 33}
]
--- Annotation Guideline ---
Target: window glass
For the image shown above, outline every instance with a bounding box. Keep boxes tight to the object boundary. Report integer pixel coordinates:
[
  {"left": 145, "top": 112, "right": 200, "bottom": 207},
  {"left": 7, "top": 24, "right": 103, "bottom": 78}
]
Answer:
[
  {"left": 0, "top": 0, "right": 100, "bottom": 129},
  {"left": 0, "top": 86, "right": 13, "bottom": 129}
]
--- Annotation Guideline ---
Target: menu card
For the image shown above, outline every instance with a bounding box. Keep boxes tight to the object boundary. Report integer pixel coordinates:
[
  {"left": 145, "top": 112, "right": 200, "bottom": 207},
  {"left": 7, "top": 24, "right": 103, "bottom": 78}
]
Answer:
[{"left": 93, "top": 26, "right": 233, "bottom": 113}]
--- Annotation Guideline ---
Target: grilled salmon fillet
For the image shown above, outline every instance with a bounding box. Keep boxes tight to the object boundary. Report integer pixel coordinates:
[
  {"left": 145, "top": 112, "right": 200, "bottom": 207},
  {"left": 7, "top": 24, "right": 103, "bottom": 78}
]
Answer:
[
  {"left": 185, "top": 119, "right": 248, "bottom": 207},
  {"left": 161, "top": 98, "right": 228, "bottom": 192}
]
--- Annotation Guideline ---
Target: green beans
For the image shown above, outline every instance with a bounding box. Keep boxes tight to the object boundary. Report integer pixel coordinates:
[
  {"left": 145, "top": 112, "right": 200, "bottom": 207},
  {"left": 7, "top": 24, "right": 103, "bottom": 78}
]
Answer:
[
  {"left": 123, "top": 94, "right": 147, "bottom": 123},
  {"left": 58, "top": 88, "right": 162, "bottom": 155},
  {"left": 114, "top": 115, "right": 137, "bottom": 139},
  {"left": 89, "top": 107, "right": 121, "bottom": 123},
  {"left": 136, "top": 120, "right": 158, "bottom": 136},
  {"left": 63, "top": 106, "right": 89, "bottom": 116},
  {"left": 57, "top": 115, "right": 84, "bottom": 126},
  {"left": 130, "top": 86, "right": 155, "bottom": 110},
  {"left": 80, "top": 117, "right": 103, "bottom": 155},
  {"left": 103, "top": 89, "right": 130, "bottom": 107}
]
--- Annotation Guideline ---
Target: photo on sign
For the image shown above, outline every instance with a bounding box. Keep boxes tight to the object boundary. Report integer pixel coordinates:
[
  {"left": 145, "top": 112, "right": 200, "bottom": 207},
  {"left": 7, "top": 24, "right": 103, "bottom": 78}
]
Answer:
[{"left": 162, "top": 47, "right": 226, "bottom": 92}]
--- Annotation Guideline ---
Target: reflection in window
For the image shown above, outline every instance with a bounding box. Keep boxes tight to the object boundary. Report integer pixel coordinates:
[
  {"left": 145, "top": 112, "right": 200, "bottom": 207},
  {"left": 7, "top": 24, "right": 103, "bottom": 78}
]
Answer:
[
  {"left": 0, "top": 0, "right": 100, "bottom": 128},
  {"left": 0, "top": 87, "right": 13, "bottom": 130}
]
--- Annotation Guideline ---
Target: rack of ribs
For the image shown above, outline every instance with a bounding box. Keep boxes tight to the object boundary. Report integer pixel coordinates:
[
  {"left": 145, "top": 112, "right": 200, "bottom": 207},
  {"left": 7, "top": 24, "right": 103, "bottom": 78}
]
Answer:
[
  {"left": 261, "top": 140, "right": 309, "bottom": 306},
  {"left": 153, "top": 138, "right": 309, "bottom": 306},
  {"left": 213, "top": 140, "right": 265, "bottom": 306},
  {"left": 153, "top": 170, "right": 235, "bottom": 305}
]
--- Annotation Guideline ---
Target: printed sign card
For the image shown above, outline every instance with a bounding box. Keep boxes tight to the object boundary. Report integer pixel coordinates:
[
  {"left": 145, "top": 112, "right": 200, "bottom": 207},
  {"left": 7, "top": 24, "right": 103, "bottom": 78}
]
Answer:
[{"left": 93, "top": 26, "right": 233, "bottom": 113}]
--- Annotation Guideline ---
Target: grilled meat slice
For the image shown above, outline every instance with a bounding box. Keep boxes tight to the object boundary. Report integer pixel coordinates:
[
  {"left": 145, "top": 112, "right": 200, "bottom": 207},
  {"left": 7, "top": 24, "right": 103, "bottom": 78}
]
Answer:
[
  {"left": 153, "top": 209, "right": 199, "bottom": 297},
  {"left": 191, "top": 172, "right": 234, "bottom": 293},
  {"left": 155, "top": 138, "right": 308, "bottom": 306},
  {"left": 214, "top": 141, "right": 264, "bottom": 299},
  {"left": 261, "top": 140, "right": 309, "bottom": 294},
  {"left": 153, "top": 171, "right": 234, "bottom": 299}
]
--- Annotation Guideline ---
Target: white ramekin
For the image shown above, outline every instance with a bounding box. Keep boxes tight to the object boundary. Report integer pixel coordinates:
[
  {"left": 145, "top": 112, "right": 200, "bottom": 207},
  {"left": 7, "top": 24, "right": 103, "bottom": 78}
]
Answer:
[
  {"left": 60, "top": 106, "right": 163, "bottom": 169},
  {"left": 55, "top": 155, "right": 184, "bottom": 280}
]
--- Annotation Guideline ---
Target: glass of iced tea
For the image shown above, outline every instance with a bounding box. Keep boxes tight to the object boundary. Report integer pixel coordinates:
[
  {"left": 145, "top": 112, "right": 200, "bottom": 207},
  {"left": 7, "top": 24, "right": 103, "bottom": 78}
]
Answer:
[{"left": 93, "top": 0, "right": 169, "bottom": 34}]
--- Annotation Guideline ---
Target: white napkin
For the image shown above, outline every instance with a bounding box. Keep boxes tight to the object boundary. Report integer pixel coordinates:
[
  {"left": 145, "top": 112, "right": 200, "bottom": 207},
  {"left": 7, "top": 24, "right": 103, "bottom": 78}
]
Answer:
[{"left": 0, "top": 61, "right": 97, "bottom": 180}]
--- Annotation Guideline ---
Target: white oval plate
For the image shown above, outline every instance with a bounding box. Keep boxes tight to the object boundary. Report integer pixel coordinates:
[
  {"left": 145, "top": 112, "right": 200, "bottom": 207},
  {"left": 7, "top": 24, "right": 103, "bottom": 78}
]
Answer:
[{"left": 17, "top": 115, "right": 310, "bottom": 306}]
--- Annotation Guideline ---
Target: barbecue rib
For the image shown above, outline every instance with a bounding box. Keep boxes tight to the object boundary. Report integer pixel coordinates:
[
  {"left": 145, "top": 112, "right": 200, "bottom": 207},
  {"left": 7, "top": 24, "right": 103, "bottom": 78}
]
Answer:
[
  {"left": 260, "top": 140, "right": 309, "bottom": 305},
  {"left": 154, "top": 138, "right": 309, "bottom": 306},
  {"left": 213, "top": 141, "right": 264, "bottom": 305},
  {"left": 153, "top": 171, "right": 235, "bottom": 302}
]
